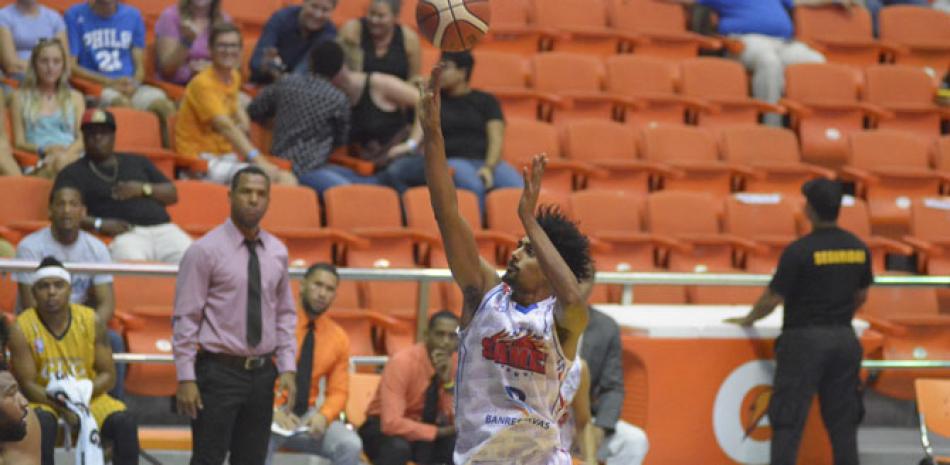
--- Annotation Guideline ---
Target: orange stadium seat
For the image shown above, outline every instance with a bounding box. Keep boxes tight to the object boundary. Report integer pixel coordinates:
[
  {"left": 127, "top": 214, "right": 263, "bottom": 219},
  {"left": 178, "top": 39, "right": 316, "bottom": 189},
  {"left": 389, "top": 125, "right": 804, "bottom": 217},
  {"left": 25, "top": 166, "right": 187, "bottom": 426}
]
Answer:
[
  {"left": 879, "top": 6, "right": 950, "bottom": 80},
  {"left": 470, "top": 50, "right": 559, "bottom": 121},
  {"left": 503, "top": 118, "right": 594, "bottom": 201},
  {"left": 782, "top": 63, "right": 888, "bottom": 169},
  {"left": 838, "top": 196, "right": 913, "bottom": 273},
  {"left": 0, "top": 177, "right": 52, "bottom": 241},
  {"left": 109, "top": 107, "right": 176, "bottom": 179},
  {"left": 112, "top": 273, "right": 177, "bottom": 397},
  {"left": 914, "top": 379, "right": 950, "bottom": 464},
  {"left": 719, "top": 125, "right": 834, "bottom": 196},
  {"left": 841, "top": 130, "right": 945, "bottom": 237},
  {"left": 532, "top": 0, "right": 624, "bottom": 57},
  {"left": 569, "top": 190, "right": 687, "bottom": 303},
  {"left": 402, "top": 187, "right": 516, "bottom": 313},
  {"left": 606, "top": 0, "right": 720, "bottom": 59},
  {"left": 345, "top": 372, "right": 382, "bottom": 428},
  {"left": 860, "top": 286, "right": 950, "bottom": 400},
  {"left": 398, "top": 0, "right": 418, "bottom": 31},
  {"left": 530, "top": 52, "right": 626, "bottom": 123},
  {"left": 560, "top": 120, "right": 662, "bottom": 196},
  {"left": 263, "top": 185, "right": 366, "bottom": 265},
  {"left": 4, "top": 110, "right": 39, "bottom": 169},
  {"left": 332, "top": 0, "right": 370, "bottom": 25},
  {"left": 903, "top": 197, "right": 950, "bottom": 277},
  {"left": 485, "top": 187, "right": 567, "bottom": 240},
  {"left": 645, "top": 191, "right": 756, "bottom": 273},
  {"left": 477, "top": 0, "right": 546, "bottom": 55},
  {"left": 402, "top": 187, "right": 516, "bottom": 267},
  {"left": 937, "top": 136, "right": 950, "bottom": 192},
  {"left": 723, "top": 193, "right": 800, "bottom": 273},
  {"left": 794, "top": 5, "right": 889, "bottom": 68},
  {"left": 863, "top": 65, "right": 948, "bottom": 141},
  {"left": 679, "top": 57, "right": 783, "bottom": 129},
  {"left": 165, "top": 180, "right": 229, "bottom": 237},
  {"left": 604, "top": 55, "right": 703, "bottom": 130},
  {"left": 323, "top": 185, "right": 436, "bottom": 346},
  {"left": 325, "top": 280, "right": 388, "bottom": 357},
  {"left": 639, "top": 125, "right": 746, "bottom": 195}
]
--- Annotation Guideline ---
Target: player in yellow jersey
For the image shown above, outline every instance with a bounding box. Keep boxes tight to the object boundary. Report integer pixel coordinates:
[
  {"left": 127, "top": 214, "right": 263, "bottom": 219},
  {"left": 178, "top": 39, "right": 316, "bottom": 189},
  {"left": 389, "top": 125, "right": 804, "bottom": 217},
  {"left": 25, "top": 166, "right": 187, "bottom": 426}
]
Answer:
[{"left": 8, "top": 257, "right": 140, "bottom": 465}]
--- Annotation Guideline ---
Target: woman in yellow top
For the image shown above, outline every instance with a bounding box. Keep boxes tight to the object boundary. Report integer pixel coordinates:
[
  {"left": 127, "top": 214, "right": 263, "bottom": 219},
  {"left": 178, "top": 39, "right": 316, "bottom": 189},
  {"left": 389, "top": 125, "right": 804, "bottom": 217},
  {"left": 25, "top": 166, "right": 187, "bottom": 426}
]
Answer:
[{"left": 8, "top": 257, "right": 139, "bottom": 465}]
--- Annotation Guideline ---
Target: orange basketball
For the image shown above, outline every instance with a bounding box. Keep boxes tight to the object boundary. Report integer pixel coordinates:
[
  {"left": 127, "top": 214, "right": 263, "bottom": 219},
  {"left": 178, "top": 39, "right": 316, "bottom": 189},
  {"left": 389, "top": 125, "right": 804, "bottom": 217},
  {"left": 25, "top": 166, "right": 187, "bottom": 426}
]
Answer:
[{"left": 416, "top": 0, "right": 491, "bottom": 52}]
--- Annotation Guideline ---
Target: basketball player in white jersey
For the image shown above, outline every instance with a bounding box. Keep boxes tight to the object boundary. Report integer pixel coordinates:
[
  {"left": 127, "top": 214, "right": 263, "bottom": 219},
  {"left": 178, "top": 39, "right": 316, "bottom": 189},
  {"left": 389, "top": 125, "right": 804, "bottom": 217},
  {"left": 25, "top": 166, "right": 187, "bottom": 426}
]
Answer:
[{"left": 418, "top": 66, "right": 593, "bottom": 465}]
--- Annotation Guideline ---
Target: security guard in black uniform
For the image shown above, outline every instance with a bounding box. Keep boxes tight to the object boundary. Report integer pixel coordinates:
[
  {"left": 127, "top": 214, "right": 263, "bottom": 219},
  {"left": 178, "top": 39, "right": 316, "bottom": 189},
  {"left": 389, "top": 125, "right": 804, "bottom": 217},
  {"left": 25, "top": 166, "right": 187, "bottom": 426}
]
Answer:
[{"left": 726, "top": 179, "right": 872, "bottom": 465}]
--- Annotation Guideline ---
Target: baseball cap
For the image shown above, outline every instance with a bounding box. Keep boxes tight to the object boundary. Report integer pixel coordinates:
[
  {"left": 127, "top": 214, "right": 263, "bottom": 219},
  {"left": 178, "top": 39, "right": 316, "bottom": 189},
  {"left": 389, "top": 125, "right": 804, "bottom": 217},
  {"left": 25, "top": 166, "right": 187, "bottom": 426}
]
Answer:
[
  {"left": 802, "top": 178, "right": 843, "bottom": 221},
  {"left": 80, "top": 108, "right": 116, "bottom": 132}
]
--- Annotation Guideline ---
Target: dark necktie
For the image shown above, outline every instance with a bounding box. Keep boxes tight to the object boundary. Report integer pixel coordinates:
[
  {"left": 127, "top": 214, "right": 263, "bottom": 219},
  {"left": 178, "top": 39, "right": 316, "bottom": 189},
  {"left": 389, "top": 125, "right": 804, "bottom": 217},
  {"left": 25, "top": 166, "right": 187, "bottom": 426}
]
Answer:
[
  {"left": 421, "top": 373, "right": 440, "bottom": 424},
  {"left": 294, "top": 321, "right": 315, "bottom": 417},
  {"left": 245, "top": 240, "right": 262, "bottom": 348}
]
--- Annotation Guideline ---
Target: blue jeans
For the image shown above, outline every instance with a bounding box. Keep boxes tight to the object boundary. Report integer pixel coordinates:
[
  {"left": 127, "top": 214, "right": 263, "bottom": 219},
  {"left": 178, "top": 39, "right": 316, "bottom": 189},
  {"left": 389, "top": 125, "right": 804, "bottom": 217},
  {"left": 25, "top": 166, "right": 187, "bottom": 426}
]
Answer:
[
  {"left": 448, "top": 158, "right": 524, "bottom": 212},
  {"left": 382, "top": 156, "right": 523, "bottom": 211},
  {"left": 865, "top": 0, "right": 929, "bottom": 35},
  {"left": 107, "top": 329, "right": 126, "bottom": 399},
  {"left": 297, "top": 164, "right": 381, "bottom": 196}
]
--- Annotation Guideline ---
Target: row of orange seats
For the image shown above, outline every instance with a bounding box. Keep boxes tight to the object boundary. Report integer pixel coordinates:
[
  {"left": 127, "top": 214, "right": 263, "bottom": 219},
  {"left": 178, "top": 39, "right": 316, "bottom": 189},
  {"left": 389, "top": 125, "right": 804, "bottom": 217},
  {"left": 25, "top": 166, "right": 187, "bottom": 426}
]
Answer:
[{"left": 445, "top": 50, "right": 947, "bottom": 145}]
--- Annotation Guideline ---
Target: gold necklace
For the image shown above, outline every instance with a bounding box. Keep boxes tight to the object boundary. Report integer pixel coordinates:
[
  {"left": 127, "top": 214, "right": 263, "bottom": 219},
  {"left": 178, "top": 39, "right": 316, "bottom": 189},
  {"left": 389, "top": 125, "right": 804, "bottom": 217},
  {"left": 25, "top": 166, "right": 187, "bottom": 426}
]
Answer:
[{"left": 88, "top": 158, "right": 118, "bottom": 185}]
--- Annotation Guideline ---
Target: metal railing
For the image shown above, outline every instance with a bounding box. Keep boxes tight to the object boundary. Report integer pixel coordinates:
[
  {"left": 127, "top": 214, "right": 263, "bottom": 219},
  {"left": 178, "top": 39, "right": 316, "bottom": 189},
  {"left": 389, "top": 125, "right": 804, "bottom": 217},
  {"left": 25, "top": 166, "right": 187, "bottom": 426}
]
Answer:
[{"left": 4, "top": 258, "right": 949, "bottom": 371}]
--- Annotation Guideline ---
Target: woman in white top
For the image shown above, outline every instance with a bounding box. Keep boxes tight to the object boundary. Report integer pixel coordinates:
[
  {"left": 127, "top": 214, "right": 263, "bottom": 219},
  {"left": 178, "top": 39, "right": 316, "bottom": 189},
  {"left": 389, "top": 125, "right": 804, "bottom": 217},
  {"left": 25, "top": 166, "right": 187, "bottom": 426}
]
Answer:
[{"left": 11, "top": 38, "right": 85, "bottom": 179}]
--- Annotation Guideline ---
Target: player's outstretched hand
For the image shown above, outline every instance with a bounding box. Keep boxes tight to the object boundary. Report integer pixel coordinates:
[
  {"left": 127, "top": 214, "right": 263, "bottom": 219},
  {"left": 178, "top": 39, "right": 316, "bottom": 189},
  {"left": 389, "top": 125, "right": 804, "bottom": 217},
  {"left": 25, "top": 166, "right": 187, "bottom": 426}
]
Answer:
[
  {"left": 518, "top": 154, "right": 547, "bottom": 220},
  {"left": 417, "top": 65, "right": 443, "bottom": 135}
]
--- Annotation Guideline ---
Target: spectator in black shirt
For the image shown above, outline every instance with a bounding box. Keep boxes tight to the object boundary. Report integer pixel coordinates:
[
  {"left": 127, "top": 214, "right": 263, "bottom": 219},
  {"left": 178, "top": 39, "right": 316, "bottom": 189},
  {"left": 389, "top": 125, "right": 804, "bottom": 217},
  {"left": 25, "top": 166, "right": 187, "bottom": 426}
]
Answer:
[
  {"left": 390, "top": 51, "right": 522, "bottom": 212},
  {"left": 338, "top": 0, "right": 422, "bottom": 82},
  {"left": 53, "top": 109, "right": 192, "bottom": 263},
  {"left": 726, "top": 178, "right": 872, "bottom": 465}
]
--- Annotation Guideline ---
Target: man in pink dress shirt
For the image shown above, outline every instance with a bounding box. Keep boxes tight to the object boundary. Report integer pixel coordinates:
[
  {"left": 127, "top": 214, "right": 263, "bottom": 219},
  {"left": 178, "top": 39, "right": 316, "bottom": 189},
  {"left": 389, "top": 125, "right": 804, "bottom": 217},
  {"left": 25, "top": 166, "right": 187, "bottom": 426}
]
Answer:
[{"left": 172, "top": 165, "right": 297, "bottom": 465}]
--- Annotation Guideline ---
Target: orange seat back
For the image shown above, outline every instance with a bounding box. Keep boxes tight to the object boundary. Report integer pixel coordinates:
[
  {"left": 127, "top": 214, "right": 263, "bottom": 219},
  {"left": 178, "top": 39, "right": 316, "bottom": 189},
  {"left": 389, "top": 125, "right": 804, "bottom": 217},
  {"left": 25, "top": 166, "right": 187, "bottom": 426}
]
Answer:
[
  {"left": 403, "top": 187, "right": 482, "bottom": 235},
  {"left": 849, "top": 130, "right": 931, "bottom": 170},
  {"left": 346, "top": 372, "right": 382, "bottom": 427},
  {"left": 910, "top": 198, "right": 950, "bottom": 244},
  {"left": 795, "top": 5, "right": 873, "bottom": 42},
  {"left": 724, "top": 194, "right": 798, "bottom": 240},
  {"left": 0, "top": 177, "right": 51, "bottom": 227},
  {"left": 607, "top": 0, "right": 688, "bottom": 33},
  {"left": 486, "top": 188, "right": 566, "bottom": 238},
  {"left": 533, "top": 0, "right": 608, "bottom": 30},
  {"left": 720, "top": 125, "right": 802, "bottom": 166},
  {"left": 561, "top": 120, "right": 638, "bottom": 163},
  {"left": 604, "top": 55, "right": 679, "bottom": 96},
  {"left": 261, "top": 185, "right": 323, "bottom": 230},
  {"left": 646, "top": 191, "right": 720, "bottom": 236},
  {"left": 503, "top": 118, "right": 561, "bottom": 168},
  {"left": 640, "top": 125, "right": 718, "bottom": 164},
  {"left": 915, "top": 378, "right": 950, "bottom": 438},
  {"left": 111, "top": 107, "right": 164, "bottom": 150},
  {"left": 166, "top": 181, "right": 230, "bottom": 231},
  {"left": 864, "top": 65, "right": 938, "bottom": 107},
  {"left": 531, "top": 53, "right": 605, "bottom": 94},
  {"left": 324, "top": 184, "right": 403, "bottom": 230},
  {"left": 785, "top": 63, "right": 863, "bottom": 103},
  {"left": 679, "top": 57, "right": 749, "bottom": 100},
  {"left": 471, "top": 51, "right": 530, "bottom": 89},
  {"left": 569, "top": 190, "right": 643, "bottom": 234}
]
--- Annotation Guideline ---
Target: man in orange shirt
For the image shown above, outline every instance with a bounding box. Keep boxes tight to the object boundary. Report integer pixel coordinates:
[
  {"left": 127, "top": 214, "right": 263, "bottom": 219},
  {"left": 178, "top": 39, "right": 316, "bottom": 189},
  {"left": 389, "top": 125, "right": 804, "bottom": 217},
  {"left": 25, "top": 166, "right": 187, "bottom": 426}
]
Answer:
[
  {"left": 174, "top": 23, "right": 295, "bottom": 186},
  {"left": 266, "top": 263, "right": 362, "bottom": 465},
  {"left": 359, "top": 310, "right": 458, "bottom": 465}
]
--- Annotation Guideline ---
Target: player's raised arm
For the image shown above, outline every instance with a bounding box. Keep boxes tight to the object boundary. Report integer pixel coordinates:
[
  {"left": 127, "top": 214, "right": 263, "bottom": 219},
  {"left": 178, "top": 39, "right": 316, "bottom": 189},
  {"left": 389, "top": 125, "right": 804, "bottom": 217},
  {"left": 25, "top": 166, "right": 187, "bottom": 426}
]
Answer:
[
  {"left": 518, "top": 155, "right": 589, "bottom": 359},
  {"left": 418, "top": 66, "right": 498, "bottom": 328}
]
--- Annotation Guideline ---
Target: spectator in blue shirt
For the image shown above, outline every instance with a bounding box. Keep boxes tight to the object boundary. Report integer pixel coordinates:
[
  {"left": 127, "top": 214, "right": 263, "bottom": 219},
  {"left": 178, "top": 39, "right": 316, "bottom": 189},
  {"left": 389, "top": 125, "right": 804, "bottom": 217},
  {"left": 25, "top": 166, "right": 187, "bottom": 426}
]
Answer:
[
  {"left": 249, "top": 0, "right": 338, "bottom": 85},
  {"left": 65, "top": 0, "right": 175, "bottom": 141},
  {"left": 0, "top": 0, "right": 67, "bottom": 80},
  {"left": 667, "top": 0, "right": 842, "bottom": 125}
]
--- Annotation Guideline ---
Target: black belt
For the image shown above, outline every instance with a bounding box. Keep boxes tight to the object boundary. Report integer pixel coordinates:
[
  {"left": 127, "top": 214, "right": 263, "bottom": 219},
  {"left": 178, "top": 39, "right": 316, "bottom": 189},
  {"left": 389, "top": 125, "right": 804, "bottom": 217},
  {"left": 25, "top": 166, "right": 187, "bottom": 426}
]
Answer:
[{"left": 198, "top": 351, "right": 273, "bottom": 371}]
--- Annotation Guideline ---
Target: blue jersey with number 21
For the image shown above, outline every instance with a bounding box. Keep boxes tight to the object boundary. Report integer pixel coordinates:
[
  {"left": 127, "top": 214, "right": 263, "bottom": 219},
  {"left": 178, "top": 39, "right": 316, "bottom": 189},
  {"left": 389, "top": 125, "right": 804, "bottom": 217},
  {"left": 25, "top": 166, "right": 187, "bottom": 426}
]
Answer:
[{"left": 65, "top": 3, "right": 145, "bottom": 79}]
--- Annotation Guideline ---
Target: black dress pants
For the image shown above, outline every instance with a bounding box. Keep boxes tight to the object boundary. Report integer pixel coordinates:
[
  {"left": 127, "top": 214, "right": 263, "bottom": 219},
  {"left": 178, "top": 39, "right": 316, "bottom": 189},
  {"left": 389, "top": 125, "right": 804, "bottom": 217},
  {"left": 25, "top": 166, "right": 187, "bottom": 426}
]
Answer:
[
  {"left": 769, "top": 326, "right": 864, "bottom": 465},
  {"left": 189, "top": 354, "right": 277, "bottom": 465},
  {"left": 359, "top": 415, "right": 455, "bottom": 465}
]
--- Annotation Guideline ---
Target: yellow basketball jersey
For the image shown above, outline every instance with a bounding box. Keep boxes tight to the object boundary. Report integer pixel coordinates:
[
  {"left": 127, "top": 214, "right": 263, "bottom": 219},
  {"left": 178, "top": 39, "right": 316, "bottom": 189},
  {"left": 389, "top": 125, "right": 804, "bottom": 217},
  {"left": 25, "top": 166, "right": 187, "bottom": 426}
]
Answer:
[
  {"left": 16, "top": 304, "right": 126, "bottom": 426},
  {"left": 17, "top": 304, "right": 99, "bottom": 388}
]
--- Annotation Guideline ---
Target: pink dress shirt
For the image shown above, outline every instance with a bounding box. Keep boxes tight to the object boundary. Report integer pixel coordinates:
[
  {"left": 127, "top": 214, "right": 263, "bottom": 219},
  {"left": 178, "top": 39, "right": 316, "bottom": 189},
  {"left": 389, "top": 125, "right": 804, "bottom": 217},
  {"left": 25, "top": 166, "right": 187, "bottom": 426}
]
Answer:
[{"left": 173, "top": 219, "right": 297, "bottom": 381}]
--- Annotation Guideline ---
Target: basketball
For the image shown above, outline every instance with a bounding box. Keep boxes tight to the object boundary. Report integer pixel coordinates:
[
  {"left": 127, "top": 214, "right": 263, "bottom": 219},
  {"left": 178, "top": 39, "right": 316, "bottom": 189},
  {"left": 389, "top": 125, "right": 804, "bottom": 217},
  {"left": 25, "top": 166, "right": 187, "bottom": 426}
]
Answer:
[{"left": 416, "top": 0, "right": 491, "bottom": 52}]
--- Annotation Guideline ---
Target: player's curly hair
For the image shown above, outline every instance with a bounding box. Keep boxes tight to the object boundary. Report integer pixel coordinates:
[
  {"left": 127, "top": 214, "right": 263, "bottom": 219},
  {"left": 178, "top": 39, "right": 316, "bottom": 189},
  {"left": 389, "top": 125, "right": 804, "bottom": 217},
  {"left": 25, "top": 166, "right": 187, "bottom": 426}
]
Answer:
[{"left": 535, "top": 205, "right": 592, "bottom": 282}]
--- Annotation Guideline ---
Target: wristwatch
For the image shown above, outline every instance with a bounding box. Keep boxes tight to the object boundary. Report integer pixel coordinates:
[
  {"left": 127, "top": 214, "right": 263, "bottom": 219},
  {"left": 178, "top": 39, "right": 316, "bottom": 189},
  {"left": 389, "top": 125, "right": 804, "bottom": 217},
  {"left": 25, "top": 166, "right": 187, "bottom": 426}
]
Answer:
[
  {"left": 142, "top": 183, "right": 153, "bottom": 197},
  {"left": 93, "top": 217, "right": 103, "bottom": 232}
]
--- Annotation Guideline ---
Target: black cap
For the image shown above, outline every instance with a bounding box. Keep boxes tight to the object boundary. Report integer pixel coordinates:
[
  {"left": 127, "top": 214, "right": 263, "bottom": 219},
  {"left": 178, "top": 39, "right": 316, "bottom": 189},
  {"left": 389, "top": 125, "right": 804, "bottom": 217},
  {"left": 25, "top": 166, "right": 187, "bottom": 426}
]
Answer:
[{"left": 802, "top": 178, "right": 843, "bottom": 221}]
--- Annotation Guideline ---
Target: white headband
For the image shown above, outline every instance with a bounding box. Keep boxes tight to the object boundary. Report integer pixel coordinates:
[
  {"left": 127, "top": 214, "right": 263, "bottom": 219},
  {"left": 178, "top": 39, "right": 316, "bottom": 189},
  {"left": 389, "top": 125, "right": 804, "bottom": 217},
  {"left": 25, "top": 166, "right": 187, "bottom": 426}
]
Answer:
[{"left": 31, "top": 266, "right": 71, "bottom": 286}]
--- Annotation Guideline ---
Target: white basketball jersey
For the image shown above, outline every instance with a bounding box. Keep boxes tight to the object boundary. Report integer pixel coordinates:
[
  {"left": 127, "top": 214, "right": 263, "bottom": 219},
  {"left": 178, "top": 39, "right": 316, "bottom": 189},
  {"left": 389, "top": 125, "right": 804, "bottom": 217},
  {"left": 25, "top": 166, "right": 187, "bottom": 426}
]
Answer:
[
  {"left": 454, "top": 283, "right": 572, "bottom": 465},
  {"left": 558, "top": 357, "right": 583, "bottom": 451}
]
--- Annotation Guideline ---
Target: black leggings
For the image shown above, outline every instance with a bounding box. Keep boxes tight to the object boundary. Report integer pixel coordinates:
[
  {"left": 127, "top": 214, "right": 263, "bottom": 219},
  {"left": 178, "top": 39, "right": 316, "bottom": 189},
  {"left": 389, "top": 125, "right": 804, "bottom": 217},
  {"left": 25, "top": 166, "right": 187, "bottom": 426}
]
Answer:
[{"left": 35, "top": 408, "right": 140, "bottom": 465}]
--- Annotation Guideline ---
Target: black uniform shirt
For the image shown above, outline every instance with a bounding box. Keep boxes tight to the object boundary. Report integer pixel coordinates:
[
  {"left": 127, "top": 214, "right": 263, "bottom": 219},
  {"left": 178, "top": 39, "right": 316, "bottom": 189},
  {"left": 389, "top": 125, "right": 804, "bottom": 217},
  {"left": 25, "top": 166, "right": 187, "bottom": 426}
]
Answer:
[{"left": 769, "top": 226, "right": 873, "bottom": 329}]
